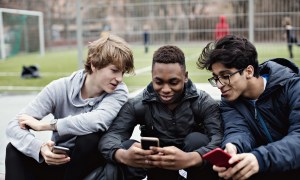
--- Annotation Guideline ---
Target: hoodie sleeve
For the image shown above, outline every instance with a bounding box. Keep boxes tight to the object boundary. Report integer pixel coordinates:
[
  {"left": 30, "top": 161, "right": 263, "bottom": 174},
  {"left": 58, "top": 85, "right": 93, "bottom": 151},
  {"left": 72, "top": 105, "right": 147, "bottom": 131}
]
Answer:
[
  {"left": 99, "top": 100, "right": 137, "bottom": 162},
  {"left": 6, "top": 82, "right": 57, "bottom": 162},
  {"left": 56, "top": 82, "right": 129, "bottom": 136}
]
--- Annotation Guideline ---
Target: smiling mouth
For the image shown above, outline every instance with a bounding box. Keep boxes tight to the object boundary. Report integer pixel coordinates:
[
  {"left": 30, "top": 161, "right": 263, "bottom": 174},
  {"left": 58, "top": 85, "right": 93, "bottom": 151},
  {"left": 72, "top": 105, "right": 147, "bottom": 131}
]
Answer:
[
  {"left": 109, "top": 83, "right": 118, "bottom": 89},
  {"left": 221, "top": 89, "right": 230, "bottom": 96},
  {"left": 160, "top": 95, "right": 173, "bottom": 101}
]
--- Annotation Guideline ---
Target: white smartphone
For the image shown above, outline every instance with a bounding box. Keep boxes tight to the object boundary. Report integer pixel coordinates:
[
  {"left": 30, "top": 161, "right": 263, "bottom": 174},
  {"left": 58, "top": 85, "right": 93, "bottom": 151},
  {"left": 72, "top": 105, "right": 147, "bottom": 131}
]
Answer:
[
  {"left": 52, "top": 145, "right": 70, "bottom": 155},
  {"left": 141, "top": 137, "right": 160, "bottom": 150}
]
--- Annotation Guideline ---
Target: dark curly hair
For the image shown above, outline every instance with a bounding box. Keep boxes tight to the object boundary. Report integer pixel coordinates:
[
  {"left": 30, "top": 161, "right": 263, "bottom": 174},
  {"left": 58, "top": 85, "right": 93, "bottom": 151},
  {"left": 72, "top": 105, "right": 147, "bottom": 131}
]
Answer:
[
  {"left": 152, "top": 45, "right": 186, "bottom": 71},
  {"left": 197, "top": 34, "right": 259, "bottom": 77}
]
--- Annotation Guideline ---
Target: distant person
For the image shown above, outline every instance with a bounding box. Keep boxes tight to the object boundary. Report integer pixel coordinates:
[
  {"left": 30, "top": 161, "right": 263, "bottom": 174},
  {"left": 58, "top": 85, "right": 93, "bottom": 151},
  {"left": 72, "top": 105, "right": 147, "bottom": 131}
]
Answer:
[
  {"left": 98, "top": 45, "right": 223, "bottom": 180},
  {"left": 197, "top": 34, "right": 300, "bottom": 180},
  {"left": 215, "top": 15, "right": 230, "bottom": 40},
  {"left": 143, "top": 24, "right": 150, "bottom": 53},
  {"left": 282, "top": 16, "right": 300, "bottom": 60},
  {"left": 100, "top": 24, "right": 111, "bottom": 38},
  {"left": 5, "top": 34, "right": 134, "bottom": 180}
]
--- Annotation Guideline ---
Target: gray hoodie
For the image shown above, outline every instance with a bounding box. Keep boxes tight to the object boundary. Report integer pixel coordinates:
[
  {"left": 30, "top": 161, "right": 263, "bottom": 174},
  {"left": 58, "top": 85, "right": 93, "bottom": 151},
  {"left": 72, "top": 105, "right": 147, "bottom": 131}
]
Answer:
[{"left": 6, "top": 69, "right": 129, "bottom": 162}]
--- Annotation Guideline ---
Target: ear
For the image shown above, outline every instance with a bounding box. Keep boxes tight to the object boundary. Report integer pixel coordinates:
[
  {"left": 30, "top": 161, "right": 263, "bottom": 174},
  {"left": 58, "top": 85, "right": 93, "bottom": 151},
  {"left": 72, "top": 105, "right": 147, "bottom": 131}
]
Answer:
[
  {"left": 245, "top": 65, "right": 254, "bottom": 79},
  {"left": 91, "top": 64, "right": 96, "bottom": 72},
  {"left": 184, "top": 71, "right": 189, "bottom": 82}
]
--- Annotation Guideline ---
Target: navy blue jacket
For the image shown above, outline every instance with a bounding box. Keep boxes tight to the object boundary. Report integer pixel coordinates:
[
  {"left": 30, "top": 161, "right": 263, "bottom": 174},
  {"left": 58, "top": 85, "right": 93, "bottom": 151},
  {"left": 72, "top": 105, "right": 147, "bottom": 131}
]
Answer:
[{"left": 221, "top": 58, "right": 300, "bottom": 173}]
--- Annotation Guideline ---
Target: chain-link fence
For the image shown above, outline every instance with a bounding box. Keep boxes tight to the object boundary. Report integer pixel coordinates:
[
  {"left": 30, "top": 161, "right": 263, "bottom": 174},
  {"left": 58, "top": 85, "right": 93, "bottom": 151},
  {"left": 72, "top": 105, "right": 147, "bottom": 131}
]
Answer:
[{"left": 0, "top": 0, "right": 300, "bottom": 49}]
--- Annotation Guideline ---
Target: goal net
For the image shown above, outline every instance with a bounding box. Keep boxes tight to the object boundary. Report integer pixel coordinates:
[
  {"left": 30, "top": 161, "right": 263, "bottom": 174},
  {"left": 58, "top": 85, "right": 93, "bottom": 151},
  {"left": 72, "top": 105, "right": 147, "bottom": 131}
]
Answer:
[{"left": 0, "top": 8, "right": 45, "bottom": 59}]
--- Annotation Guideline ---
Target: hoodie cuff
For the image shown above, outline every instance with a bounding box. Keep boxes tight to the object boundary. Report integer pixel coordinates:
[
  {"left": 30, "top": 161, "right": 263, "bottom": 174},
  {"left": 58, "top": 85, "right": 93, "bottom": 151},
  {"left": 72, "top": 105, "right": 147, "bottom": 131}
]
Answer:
[{"left": 28, "top": 139, "right": 45, "bottom": 163}]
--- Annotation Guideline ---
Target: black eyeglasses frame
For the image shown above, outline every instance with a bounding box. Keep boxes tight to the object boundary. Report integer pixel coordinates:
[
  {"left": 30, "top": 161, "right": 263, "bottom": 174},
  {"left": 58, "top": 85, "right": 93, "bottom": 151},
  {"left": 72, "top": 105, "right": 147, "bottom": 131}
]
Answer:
[{"left": 208, "top": 68, "right": 245, "bottom": 87}]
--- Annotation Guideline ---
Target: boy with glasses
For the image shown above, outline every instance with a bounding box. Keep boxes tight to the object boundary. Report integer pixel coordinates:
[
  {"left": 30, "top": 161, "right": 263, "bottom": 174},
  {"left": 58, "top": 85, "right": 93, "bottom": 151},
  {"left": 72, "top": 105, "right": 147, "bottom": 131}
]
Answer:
[{"left": 197, "top": 34, "right": 300, "bottom": 179}]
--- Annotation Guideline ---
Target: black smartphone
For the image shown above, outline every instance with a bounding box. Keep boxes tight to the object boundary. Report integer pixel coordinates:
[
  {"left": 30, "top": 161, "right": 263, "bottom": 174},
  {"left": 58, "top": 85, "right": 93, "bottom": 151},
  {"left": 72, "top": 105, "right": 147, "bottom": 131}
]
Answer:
[
  {"left": 141, "top": 137, "right": 159, "bottom": 150},
  {"left": 202, "top": 148, "right": 235, "bottom": 168},
  {"left": 52, "top": 145, "right": 70, "bottom": 155}
]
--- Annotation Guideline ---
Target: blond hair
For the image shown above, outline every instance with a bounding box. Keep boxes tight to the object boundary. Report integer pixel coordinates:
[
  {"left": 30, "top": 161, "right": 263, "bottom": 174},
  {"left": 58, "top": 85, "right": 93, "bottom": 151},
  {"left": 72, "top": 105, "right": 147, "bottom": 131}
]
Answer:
[{"left": 84, "top": 34, "right": 134, "bottom": 74}]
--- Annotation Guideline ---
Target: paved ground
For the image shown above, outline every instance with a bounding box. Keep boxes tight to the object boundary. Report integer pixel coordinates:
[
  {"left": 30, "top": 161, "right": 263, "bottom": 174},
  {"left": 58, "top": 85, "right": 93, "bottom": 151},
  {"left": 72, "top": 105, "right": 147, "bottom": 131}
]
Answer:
[
  {"left": 0, "top": 93, "right": 41, "bottom": 179},
  {"left": 0, "top": 83, "right": 220, "bottom": 179}
]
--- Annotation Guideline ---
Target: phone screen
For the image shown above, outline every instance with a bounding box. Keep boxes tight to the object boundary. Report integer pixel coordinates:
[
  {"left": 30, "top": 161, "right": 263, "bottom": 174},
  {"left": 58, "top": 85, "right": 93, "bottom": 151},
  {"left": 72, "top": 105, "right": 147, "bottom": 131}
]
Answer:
[
  {"left": 141, "top": 137, "right": 159, "bottom": 150},
  {"left": 52, "top": 146, "right": 70, "bottom": 155}
]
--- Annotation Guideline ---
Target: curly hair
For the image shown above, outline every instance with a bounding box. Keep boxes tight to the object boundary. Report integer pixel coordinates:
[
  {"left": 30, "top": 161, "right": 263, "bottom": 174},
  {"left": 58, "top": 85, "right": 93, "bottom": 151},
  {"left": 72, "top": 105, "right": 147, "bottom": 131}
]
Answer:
[{"left": 152, "top": 45, "right": 186, "bottom": 71}]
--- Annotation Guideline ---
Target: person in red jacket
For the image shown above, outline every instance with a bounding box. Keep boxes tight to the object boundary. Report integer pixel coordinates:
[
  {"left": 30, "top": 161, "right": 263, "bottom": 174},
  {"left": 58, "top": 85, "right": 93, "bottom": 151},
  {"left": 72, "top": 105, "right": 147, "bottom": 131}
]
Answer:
[{"left": 215, "top": 15, "right": 230, "bottom": 40}]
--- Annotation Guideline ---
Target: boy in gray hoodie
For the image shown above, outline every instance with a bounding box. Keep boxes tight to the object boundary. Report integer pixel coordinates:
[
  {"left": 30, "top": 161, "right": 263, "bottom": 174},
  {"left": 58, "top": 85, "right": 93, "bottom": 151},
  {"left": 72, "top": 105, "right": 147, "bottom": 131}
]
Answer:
[{"left": 5, "top": 34, "right": 134, "bottom": 180}]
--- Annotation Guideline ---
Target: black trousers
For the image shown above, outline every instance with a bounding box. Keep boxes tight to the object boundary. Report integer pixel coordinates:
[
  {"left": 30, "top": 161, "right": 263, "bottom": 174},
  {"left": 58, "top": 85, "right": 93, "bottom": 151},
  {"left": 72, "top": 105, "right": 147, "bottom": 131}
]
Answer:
[
  {"left": 5, "top": 132, "right": 106, "bottom": 180},
  {"left": 120, "top": 132, "right": 219, "bottom": 180},
  {"left": 247, "top": 169, "right": 300, "bottom": 180},
  {"left": 288, "top": 44, "right": 294, "bottom": 59}
]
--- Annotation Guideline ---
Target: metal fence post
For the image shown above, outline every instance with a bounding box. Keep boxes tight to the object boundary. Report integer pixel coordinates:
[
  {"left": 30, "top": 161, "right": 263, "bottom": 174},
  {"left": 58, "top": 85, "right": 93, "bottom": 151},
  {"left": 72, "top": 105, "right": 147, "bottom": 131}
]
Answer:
[
  {"left": 248, "top": 0, "right": 254, "bottom": 42},
  {"left": 76, "top": 0, "right": 83, "bottom": 69}
]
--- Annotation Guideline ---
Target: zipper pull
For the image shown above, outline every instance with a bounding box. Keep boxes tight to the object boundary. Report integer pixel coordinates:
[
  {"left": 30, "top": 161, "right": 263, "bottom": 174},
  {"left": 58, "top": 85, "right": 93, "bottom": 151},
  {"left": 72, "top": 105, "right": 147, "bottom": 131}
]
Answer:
[
  {"left": 254, "top": 101, "right": 257, "bottom": 119},
  {"left": 255, "top": 108, "right": 257, "bottom": 120}
]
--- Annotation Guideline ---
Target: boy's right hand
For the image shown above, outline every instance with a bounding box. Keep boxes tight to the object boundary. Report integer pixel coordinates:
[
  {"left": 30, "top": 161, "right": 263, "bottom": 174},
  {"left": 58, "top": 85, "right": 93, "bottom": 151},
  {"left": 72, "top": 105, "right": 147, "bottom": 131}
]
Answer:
[
  {"left": 115, "top": 142, "right": 155, "bottom": 168},
  {"left": 40, "top": 140, "right": 70, "bottom": 165}
]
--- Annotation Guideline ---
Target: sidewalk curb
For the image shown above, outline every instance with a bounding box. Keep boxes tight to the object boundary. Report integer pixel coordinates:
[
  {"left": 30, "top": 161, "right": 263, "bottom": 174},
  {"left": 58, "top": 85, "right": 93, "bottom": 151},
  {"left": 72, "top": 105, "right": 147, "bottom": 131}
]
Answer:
[{"left": 0, "top": 173, "right": 4, "bottom": 180}]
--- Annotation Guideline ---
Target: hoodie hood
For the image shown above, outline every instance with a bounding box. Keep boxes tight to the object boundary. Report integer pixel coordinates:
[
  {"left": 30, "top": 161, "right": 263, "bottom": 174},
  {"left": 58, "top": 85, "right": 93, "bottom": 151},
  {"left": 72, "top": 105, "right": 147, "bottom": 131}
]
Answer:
[
  {"left": 67, "top": 69, "right": 107, "bottom": 107},
  {"left": 220, "top": 15, "right": 227, "bottom": 24}
]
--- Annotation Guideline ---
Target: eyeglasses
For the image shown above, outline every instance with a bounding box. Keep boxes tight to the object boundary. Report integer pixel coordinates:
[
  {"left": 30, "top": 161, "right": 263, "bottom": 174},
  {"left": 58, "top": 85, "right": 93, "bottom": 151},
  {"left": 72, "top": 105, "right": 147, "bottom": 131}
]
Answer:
[{"left": 208, "top": 68, "right": 245, "bottom": 87}]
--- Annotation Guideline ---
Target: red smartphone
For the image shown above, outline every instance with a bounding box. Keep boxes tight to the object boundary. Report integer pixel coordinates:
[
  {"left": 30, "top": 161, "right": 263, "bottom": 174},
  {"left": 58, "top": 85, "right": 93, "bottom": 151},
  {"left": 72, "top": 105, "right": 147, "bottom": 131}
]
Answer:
[{"left": 202, "top": 148, "right": 234, "bottom": 168}]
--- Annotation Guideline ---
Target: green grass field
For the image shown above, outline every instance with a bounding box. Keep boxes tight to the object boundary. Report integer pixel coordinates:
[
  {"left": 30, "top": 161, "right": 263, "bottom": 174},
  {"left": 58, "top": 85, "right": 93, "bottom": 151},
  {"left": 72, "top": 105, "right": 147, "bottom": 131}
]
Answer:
[{"left": 0, "top": 42, "right": 299, "bottom": 93}]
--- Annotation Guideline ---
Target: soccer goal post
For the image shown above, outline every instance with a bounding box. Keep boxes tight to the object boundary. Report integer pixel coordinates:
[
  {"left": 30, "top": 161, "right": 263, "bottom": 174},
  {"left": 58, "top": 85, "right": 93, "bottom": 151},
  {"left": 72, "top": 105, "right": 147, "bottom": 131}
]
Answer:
[{"left": 0, "top": 8, "right": 45, "bottom": 60}]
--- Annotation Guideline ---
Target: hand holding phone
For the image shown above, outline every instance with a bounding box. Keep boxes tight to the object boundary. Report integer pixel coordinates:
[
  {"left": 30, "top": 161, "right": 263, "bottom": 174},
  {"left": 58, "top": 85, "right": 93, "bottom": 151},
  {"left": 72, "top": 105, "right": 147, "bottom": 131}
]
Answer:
[
  {"left": 141, "top": 137, "right": 159, "bottom": 150},
  {"left": 202, "top": 148, "right": 235, "bottom": 168},
  {"left": 52, "top": 146, "right": 70, "bottom": 155}
]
